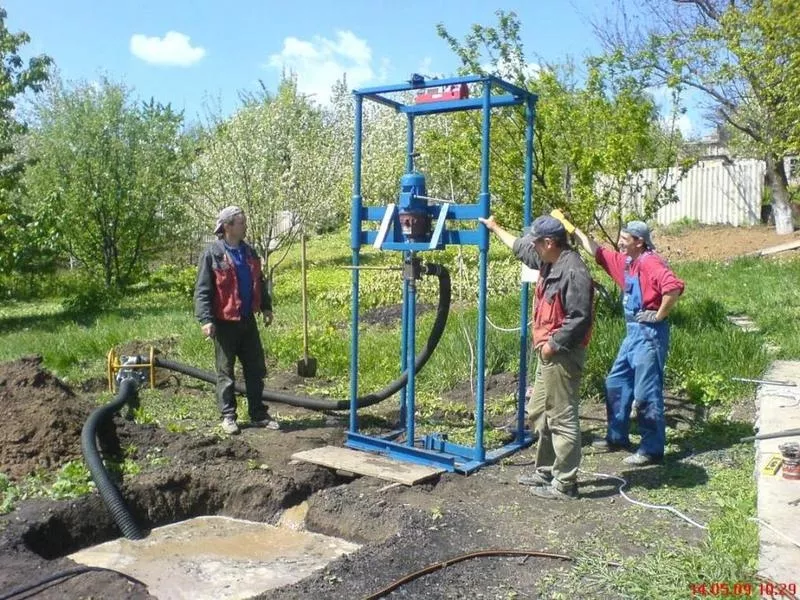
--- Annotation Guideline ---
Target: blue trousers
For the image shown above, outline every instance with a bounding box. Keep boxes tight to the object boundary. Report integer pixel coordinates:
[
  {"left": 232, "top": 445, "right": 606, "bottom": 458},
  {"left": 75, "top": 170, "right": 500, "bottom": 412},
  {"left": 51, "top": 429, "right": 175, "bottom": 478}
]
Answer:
[{"left": 604, "top": 322, "right": 669, "bottom": 456}]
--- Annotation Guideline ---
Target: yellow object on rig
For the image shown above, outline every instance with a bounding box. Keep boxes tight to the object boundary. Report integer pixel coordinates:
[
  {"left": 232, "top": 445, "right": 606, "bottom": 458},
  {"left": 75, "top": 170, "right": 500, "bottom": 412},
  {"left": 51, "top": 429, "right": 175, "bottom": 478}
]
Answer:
[
  {"left": 106, "top": 346, "right": 156, "bottom": 391},
  {"left": 550, "top": 209, "right": 576, "bottom": 234}
]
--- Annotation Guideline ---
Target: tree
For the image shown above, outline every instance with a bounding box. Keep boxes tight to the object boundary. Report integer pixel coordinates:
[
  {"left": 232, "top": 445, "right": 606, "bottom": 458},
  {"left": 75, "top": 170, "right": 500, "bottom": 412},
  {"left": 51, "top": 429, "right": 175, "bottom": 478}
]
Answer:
[
  {"left": 191, "top": 75, "right": 344, "bottom": 282},
  {"left": 434, "top": 10, "right": 685, "bottom": 241},
  {"left": 25, "top": 78, "right": 192, "bottom": 288},
  {"left": 596, "top": 0, "right": 800, "bottom": 233},
  {"left": 0, "top": 8, "right": 53, "bottom": 277}
]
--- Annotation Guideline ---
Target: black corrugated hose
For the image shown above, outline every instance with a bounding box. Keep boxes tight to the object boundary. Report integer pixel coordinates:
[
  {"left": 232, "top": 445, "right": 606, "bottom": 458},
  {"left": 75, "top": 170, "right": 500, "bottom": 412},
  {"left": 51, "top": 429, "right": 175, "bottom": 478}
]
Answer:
[
  {"left": 80, "top": 376, "right": 144, "bottom": 540},
  {"left": 155, "top": 263, "right": 452, "bottom": 411}
]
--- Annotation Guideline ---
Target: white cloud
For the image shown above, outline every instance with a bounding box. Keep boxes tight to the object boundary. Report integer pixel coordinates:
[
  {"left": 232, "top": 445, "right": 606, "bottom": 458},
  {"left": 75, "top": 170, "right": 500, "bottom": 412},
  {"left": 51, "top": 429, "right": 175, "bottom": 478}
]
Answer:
[
  {"left": 130, "top": 31, "right": 206, "bottom": 67},
  {"left": 266, "top": 31, "right": 388, "bottom": 104}
]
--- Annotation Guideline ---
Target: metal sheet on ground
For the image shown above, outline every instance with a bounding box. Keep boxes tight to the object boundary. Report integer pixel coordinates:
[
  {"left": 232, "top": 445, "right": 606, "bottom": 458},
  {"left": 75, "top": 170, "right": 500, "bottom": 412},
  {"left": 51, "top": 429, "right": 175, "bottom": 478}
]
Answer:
[
  {"left": 68, "top": 515, "right": 360, "bottom": 600},
  {"left": 292, "top": 445, "right": 444, "bottom": 485}
]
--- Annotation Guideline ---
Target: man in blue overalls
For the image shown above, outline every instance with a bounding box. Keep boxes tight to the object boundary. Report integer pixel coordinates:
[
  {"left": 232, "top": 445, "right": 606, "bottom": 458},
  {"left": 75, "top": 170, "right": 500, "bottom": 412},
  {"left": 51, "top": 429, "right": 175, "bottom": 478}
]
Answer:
[{"left": 562, "top": 218, "right": 684, "bottom": 466}]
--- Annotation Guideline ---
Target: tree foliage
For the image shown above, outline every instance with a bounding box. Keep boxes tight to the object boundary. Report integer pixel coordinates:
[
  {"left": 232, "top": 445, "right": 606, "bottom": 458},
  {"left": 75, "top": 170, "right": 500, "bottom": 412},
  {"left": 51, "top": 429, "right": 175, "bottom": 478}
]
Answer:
[
  {"left": 0, "top": 8, "right": 54, "bottom": 276},
  {"left": 191, "top": 75, "right": 344, "bottom": 279},
  {"left": 596, "top": 0, "right": 800, "bottom": 232},
  {"left": 434, "top": 10, "right": 684, "bottom": 241},
  {"left": 25, "top": 78, "right": 191, "bottom": 288}
]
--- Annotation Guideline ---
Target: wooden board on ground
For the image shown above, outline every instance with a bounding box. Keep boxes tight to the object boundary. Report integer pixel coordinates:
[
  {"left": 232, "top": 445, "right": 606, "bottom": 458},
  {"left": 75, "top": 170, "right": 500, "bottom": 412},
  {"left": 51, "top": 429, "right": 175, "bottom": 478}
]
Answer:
[
  {"left": 746, "top": 239, "right": 800, "bottom": 257},
  {"left": 291, "top": 446, "right": 445, "bottom": 486}
]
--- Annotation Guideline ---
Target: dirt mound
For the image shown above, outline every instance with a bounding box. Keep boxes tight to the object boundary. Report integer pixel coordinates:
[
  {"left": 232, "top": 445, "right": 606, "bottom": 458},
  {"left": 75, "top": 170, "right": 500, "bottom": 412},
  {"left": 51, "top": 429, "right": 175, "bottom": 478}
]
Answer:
[
  {"left": 655, "top": 224, "right": 800, "bottom": 262},
  {"left": 0, "top": 355, "right": 94, "bottom": 480}
]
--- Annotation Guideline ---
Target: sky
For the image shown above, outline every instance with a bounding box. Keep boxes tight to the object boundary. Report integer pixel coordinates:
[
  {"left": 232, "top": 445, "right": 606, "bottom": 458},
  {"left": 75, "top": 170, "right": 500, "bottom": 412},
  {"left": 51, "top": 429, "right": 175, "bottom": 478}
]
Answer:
[{"left": 4, "top": 0, "right": 702, "bottom": 135}]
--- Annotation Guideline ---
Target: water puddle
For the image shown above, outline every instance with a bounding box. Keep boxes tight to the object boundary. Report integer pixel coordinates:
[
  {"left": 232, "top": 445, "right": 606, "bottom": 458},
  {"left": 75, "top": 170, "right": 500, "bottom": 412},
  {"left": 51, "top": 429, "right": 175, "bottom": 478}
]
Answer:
[{"left": 68, "top": 511, "right": 360, "bottom": 599}]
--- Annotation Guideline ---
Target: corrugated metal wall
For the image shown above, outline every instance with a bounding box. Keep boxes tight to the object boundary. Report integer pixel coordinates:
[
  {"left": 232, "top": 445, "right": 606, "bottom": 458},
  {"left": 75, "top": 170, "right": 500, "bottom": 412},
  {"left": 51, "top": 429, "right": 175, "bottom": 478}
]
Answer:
[
  {"left": 655, "top": 159, "right": 764, "bottom": 226},
  {"left": 624, "top": 159, "right": 765, "bottom": 227}
]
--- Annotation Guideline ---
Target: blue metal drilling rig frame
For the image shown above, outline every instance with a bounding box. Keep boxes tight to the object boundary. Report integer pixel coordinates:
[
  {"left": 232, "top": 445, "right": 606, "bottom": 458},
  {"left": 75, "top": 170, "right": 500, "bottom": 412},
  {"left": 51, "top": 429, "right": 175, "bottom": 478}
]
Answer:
[{"left": 346, "top": 73, "right": 538, "bottom": 474}]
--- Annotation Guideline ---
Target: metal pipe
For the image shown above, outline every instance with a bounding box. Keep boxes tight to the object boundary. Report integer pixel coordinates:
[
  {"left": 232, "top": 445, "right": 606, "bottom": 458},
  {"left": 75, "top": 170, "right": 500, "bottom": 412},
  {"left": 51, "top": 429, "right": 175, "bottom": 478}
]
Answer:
[
  {"left": 405, "top": 256, "right": 417, "bottom": 447},
  {"left": 349, "top": 93, "right": 364, "bottom": 434},
  {"left": 474, "top": 80, "right": 492, "bottom": 463},
  {"left": 732, "top": 377, "right": 797, "bottom": 387},
  {"left": 516, "top": 96, "right": 536, "bottom": 443},
  {"left": 400, "top": 275, "right": 409, "bottom": 426}
]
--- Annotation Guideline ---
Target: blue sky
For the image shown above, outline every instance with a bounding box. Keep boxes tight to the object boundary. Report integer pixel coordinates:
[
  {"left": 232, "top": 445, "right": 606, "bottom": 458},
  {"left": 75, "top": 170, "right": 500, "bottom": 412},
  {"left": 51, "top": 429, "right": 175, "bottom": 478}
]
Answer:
[{"left": 5, "top": 0, "right": 700, "bottom": 135}]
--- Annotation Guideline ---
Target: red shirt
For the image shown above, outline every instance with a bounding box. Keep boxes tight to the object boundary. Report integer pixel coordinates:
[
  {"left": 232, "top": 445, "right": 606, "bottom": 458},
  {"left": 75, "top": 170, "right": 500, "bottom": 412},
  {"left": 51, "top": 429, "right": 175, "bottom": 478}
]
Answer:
[{"left": 595, "top": 247, "right": 685, "bottom": 310}]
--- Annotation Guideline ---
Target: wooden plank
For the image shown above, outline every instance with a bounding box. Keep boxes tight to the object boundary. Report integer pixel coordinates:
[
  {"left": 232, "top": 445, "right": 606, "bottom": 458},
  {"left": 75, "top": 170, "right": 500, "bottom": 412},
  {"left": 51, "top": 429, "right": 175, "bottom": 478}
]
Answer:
[
  {"left": 291, "top": 446, "right": 444, "bottom": 486},
  {"left": 746, "top": 239, "right": 800, "bottom": 257}
]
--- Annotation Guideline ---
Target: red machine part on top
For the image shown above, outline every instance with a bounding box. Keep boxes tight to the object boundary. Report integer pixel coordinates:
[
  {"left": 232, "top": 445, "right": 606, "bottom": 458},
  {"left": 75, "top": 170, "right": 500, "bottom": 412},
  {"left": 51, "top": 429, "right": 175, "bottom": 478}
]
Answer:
[{"left": 415, "top": 83, "right": 469, "bottom": 104}]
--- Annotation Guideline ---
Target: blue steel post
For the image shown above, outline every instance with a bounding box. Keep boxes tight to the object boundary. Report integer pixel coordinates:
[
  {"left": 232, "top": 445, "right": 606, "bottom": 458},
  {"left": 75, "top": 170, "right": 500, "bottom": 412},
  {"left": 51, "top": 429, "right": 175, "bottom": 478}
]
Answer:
[
  {"left": 474, "top": 80, "right": 492, "bottom": 462},
  {"left": 516, "top": 97, "right": 535, "bottom": 442},
  {"left": 405, "top": 262, "right": 417, "bottom": 446},
  {"left": 400, "top": 114, "right": 415, "bottom": 425},
  {"left": 349, "top": 94, "right": 364, "bottom": 435}
]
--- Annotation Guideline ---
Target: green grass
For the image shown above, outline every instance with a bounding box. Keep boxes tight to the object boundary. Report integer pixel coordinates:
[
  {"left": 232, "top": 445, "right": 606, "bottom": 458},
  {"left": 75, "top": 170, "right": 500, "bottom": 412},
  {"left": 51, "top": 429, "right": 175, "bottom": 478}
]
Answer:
[{"left": 1, "top": 233, "right": 797, "bottom": 595}]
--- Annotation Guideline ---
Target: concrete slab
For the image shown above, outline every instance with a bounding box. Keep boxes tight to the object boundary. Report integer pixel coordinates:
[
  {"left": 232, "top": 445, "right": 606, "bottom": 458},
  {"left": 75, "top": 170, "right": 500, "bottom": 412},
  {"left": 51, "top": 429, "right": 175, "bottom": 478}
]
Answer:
[
  {"left": 754, "top": 361, "right": 800, "bottom": 582},
  {"left": 69, "top": 515, "right": 360, "bottom": 600}
]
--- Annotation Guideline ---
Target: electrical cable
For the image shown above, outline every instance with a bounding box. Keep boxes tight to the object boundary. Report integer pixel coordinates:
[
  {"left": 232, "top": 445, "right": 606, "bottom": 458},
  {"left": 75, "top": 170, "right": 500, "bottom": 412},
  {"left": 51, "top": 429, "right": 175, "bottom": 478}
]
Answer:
[
  {"left": 0, "top": 566, "right": 148, "bottom": 600},
  {"left": 581, "top": 470, "right": 709, "bottom": 530},
  {"left": 361, "top": 549, "right": 621, "bottom": 600}
]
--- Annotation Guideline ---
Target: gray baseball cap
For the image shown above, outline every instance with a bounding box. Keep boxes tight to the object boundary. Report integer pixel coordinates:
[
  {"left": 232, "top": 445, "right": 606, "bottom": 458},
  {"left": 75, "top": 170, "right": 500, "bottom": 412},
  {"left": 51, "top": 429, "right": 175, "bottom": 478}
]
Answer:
[
  {"left": 523, "top": 215, "right": 567, "bottom": 241},
  {"left": 214, "top": 206, "right": 244, "bottom": 235},
  {"left": 622, "top": 220, "right": 655, "bottom": 250}
]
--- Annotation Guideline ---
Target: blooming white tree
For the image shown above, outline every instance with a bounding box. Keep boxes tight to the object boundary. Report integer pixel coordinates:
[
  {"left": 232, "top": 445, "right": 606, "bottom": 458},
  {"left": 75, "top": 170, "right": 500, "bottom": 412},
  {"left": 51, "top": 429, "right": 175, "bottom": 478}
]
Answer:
[{"left": 191, "top": 75, "right": 344, "bottom": 279}]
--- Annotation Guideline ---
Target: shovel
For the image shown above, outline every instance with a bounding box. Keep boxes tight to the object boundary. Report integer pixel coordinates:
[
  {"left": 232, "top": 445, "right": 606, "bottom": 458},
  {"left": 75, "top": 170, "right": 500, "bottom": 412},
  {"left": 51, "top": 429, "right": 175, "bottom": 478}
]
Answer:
[{"left": 296, "top": 231, "right": 317, "bottom": 377}]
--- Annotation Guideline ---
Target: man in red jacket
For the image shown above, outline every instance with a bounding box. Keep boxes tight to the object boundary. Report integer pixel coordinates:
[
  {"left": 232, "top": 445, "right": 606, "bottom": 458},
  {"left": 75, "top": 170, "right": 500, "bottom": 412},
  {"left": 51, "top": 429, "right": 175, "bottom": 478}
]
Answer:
[
  {"left": 569, "top": 220, "right": 684, "bottom": 465},
  {"left": 194, "top": 206, "right": 278, "bottom": 435},
  {"left": 480, "top": 214, "right": 594, "bottom": 500}
]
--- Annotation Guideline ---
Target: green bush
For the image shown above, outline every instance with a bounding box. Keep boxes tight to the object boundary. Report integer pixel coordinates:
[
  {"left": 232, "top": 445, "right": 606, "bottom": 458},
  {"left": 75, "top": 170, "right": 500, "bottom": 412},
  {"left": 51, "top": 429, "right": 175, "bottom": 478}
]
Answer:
[{"left": 146, "top": 264, "right": 198, "bottom": 299}]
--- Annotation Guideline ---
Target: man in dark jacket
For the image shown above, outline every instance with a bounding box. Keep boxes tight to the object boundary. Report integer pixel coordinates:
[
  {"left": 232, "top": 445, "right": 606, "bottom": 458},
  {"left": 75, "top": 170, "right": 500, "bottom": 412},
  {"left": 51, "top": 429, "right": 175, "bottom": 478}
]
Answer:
[
  {"left": 194, "top": 206, "right": 278, "bottom": 435},
  {"left": 480, "top": 214, "right": 594, "bottom": 500}
]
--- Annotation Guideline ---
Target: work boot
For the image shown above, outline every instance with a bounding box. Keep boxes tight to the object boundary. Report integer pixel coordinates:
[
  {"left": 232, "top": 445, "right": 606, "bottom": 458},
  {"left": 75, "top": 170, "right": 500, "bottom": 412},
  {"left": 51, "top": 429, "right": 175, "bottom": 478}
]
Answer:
[
  {"left": 517, "top": 469, "right": 553, "bottom": 487},
  {"left": 221, "top": 416, "right": 240, "bottom": 435},
  {"left": 530, "top": 483, "right": 578, "bottom": 501},
  {"left": 591, "top": 439, "right": 633, "bottom": 453},
  {"left": 251, "top": 412, "right": 280, "bottom": 430},
  {"left": 623, "top": 453, "right": 663, "bottom": 466}
]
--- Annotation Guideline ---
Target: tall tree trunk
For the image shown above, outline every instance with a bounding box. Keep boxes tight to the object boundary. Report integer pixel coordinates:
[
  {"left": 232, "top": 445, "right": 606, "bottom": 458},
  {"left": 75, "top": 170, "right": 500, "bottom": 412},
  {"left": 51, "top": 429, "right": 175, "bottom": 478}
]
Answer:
[{"left": 765, "top": 153, "right": 795, "bottom": 235}]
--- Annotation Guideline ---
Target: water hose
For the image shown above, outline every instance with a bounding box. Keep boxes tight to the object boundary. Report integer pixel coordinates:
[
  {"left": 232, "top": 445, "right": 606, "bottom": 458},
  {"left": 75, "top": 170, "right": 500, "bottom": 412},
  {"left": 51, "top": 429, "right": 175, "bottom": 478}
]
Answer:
[
  {"left": 81, "top": 377, "right": 144, "bottom": 540},
  {"left": 154, "top": 264, "right": 452, "bottom": 411},
  {"left": 741, "top": 428, "right": 800, "bottom": 442}
]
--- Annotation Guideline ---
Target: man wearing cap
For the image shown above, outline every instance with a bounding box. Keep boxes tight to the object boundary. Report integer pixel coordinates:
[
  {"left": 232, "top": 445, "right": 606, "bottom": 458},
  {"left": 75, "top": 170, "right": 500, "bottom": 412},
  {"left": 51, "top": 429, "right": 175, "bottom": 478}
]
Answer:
[
  {"left": 194, "top": 206, "right": 279, "bottom": 435},
  {"left": 479, "top": 214, "right": 594, "bottom": 500},
  {"left": 563, "top": 217, "right": 684, "bottom": 466}
]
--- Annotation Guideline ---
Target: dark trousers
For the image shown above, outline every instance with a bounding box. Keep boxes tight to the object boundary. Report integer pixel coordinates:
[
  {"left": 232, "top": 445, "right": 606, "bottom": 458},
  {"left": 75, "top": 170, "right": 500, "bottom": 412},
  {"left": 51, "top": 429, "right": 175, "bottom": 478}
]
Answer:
[{"left": 214, "top": 315, "right": 268, "bottom": 420}]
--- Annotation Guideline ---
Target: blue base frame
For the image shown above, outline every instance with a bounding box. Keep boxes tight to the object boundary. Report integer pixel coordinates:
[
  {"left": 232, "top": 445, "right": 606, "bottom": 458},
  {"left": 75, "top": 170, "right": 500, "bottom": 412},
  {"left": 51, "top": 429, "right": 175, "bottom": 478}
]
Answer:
[{"left": 345, "top": 430, "right": 535, "bottom": 474}]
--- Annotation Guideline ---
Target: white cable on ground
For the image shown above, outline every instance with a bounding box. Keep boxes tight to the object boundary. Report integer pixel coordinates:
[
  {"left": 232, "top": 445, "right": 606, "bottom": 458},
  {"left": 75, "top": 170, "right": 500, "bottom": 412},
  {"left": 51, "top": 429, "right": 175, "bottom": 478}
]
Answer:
[
  {"left": 582, "top": 471, "right": 800, "bottom": 548},
  {"left": 749, "top": 517, "right": 800, "bottom": 549},
  {"left": 581, "top": 470, "right": 709, "bottom": 530},
  {"left": 485, "top": 315, "right": 534, "bottom": 333}
]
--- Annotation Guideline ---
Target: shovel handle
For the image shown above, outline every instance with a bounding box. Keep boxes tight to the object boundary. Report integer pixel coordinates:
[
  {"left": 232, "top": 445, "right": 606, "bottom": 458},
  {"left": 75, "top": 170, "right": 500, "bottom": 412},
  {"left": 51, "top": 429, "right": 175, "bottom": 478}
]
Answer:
[{"left": 300, "top": 231, "right": 309, "bottom": 360}]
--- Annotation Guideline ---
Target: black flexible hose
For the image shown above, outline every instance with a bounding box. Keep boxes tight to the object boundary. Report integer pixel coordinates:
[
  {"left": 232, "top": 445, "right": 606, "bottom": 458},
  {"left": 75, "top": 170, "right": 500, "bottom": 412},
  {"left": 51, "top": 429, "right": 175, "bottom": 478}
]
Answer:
[
  {"left": 0, "top": 566, "right": 148, "bottom": 600},
  {"left": 81, "top": 377, "right": 144, "bottom": 540},
  {"left": 155, "top": 264, "right": 451, "bottom": 411}
]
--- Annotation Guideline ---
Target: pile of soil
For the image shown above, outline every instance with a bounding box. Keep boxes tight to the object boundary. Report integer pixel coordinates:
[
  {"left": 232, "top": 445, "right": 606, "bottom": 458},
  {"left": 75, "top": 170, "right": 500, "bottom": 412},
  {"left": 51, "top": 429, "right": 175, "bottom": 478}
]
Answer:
[
  {"left": 0, "top": 355, "right": 97, "bottom": 480},
  {"left": 654, "top": 224, "right": 800, "bottom": 262}
]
